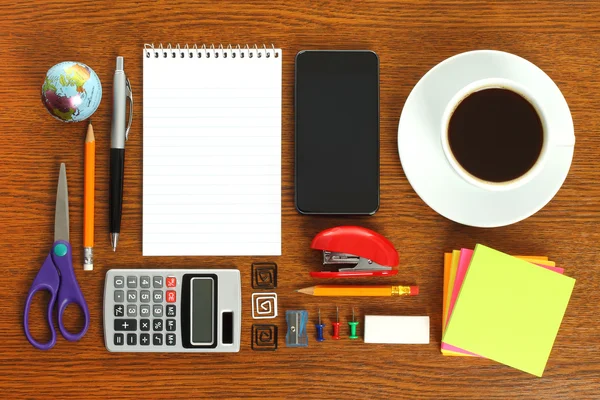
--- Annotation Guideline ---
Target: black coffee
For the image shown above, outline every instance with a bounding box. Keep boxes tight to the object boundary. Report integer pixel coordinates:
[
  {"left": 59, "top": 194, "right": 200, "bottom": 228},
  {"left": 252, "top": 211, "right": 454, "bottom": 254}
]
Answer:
[{"left": 448, "top": 88, "right": 544, "bottom": 183}]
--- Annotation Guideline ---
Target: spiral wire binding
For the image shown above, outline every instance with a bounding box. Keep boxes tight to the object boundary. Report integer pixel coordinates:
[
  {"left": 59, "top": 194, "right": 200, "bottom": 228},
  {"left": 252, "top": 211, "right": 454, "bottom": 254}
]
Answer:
[{"left": 144, "top": 43, "right": 279, "bottom": 59}]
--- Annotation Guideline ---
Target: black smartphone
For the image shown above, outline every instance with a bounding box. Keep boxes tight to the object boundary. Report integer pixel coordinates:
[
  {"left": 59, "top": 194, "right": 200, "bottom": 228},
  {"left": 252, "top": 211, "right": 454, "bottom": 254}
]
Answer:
[{"left": 295, "top": 50, "right": 379, "bottom": 215}]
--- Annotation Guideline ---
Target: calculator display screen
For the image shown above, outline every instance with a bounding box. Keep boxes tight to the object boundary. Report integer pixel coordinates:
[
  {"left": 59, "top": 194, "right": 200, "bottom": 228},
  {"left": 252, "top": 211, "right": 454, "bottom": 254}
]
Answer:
[{"left": 190, "top": 278, "right": 214, "bottom": 345}]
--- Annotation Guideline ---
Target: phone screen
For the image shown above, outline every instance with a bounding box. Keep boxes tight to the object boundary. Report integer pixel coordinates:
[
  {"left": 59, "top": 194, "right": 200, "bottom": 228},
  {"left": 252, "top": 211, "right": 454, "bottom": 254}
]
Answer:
[{"left": 295, "top": 51, "right": 379, "bottom": 214}]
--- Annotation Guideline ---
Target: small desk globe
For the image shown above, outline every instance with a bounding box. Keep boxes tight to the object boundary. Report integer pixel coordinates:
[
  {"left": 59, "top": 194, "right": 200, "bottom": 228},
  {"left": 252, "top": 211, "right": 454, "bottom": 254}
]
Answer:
[{"left": 41, "top": 61, "right": 102, "bottom": 122}]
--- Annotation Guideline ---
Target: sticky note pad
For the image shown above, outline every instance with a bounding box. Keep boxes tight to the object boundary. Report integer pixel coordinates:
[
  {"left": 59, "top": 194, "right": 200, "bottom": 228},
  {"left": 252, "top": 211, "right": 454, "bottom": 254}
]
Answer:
[
  {"left": 442, "top": 250, "right": 562, "bottom": 357},
  {"left": 443, "top": 244, "right": 575, "bottom": 376}
]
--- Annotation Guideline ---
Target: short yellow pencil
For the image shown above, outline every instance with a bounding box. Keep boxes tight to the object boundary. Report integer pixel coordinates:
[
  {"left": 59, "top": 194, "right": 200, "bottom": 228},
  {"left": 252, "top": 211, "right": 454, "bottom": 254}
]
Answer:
[{"left": 296, "top": 285, "right": 419, "bottom": 297}]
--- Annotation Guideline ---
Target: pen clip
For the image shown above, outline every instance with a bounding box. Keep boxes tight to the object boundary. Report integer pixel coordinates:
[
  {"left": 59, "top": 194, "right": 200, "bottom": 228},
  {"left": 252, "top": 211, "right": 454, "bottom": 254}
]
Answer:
[{"left": 125, "top": 77, "right": 133, "bottom": 141}]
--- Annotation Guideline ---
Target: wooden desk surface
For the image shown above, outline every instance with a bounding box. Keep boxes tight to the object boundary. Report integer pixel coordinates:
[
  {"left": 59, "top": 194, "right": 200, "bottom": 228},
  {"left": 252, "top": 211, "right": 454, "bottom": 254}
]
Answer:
[{"left": 1, "top": 1, "right": 599, "bottom": 398}]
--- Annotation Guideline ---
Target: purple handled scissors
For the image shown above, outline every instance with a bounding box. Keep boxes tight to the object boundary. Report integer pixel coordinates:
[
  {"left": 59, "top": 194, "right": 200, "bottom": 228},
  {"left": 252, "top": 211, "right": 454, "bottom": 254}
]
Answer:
[{"left": 24, "top": 163, "right": 90, "bottom": 350}]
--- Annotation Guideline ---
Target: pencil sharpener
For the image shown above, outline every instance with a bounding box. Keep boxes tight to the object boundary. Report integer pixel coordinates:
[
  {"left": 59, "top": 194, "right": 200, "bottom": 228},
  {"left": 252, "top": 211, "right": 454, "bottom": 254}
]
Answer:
[{"left": 285, "top": 310, "right": 308, "bottom": 347}]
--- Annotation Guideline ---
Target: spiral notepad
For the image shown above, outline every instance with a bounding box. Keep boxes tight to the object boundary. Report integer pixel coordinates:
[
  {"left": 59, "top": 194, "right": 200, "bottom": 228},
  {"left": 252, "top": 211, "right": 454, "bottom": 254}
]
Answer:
[{"left": 143, "top": 44, "right": 282, "bottom": 256}]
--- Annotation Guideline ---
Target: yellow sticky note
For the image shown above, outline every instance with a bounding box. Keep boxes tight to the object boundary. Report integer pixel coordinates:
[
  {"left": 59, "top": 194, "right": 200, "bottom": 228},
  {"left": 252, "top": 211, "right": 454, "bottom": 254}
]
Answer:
[
  {"left": 443, "top": 244, "right": 575, "bottom": 376},
  {"left": 519, "top": 257, "right": 555, "bottom": 267}
]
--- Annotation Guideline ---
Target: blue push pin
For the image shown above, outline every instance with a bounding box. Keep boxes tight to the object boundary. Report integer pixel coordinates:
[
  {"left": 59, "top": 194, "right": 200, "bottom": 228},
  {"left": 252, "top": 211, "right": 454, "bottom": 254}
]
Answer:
[{"left": 316, "top": 308, "right": 325, "bottom": 342}]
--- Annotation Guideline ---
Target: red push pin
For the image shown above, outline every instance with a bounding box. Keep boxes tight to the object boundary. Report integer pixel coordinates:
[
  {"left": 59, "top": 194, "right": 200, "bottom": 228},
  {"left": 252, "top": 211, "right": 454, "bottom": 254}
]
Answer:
[{"left": 332, "top": 306, "right": 341, "bottom": 340}]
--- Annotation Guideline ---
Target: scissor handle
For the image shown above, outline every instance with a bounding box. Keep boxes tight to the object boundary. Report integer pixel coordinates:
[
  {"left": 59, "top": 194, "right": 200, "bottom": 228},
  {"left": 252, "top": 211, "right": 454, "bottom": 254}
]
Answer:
[
  {"left": 24, "top": 253, "right": 60, "bottom": 350},
  {"left": 52, "top": 240, "right": 90, "bottom": 342}
]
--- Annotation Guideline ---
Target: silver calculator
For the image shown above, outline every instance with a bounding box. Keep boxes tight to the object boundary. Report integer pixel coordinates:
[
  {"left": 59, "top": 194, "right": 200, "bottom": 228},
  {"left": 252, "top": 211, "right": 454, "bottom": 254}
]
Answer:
[{"left": 103, "top": 269, "right": 241, "bottom": 352}]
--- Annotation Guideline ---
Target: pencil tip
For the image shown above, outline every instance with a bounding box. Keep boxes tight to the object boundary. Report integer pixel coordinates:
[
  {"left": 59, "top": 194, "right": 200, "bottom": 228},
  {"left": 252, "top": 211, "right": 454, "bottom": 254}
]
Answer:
[{"left": 86, "top": 119, "right": 95, "bottom": 142}]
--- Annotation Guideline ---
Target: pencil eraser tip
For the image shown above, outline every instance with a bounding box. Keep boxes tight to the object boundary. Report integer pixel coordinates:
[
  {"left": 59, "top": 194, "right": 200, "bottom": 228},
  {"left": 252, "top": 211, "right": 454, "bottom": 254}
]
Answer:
[
  {"left": 410, "top": 286, "right": 419, "bottom": 295},
  {"left": 83, "top": 264, "right": 93, "bottom": 271}
]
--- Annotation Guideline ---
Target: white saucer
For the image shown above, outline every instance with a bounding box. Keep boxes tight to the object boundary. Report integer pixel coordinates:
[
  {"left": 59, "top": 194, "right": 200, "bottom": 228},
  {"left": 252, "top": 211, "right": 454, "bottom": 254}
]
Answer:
[{"left": 398, "top": 50, "right": 575, "bottom": 227}]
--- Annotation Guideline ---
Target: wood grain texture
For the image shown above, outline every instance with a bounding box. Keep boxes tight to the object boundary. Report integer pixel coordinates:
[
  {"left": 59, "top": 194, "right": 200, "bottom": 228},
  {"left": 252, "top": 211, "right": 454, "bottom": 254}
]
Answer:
[{"left": 1, "top": 0, "right": 599, "bottom": 398}]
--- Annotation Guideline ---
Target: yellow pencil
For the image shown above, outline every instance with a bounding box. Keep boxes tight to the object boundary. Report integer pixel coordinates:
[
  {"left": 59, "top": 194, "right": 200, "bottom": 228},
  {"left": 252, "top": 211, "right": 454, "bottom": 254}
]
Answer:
[
  {"left": 296, "top": 285, "right": 419, "bottom": 297},
  {"left": 83, "top": 120, "right": 95, "bottom": 271}
]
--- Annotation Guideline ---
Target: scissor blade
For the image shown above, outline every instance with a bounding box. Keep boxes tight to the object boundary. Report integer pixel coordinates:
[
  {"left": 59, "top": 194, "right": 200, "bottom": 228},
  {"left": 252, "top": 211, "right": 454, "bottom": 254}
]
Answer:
[{"left": 54, "top": 163, "right": 69, "bottom": 242}]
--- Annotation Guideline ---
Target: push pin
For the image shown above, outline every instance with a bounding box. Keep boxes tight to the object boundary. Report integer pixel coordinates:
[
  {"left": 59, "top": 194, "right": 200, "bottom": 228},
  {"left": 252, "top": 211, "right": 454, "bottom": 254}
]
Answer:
[
  {"left": 348, "top": 307, "right": 359, "bottom": 339},
  {"left": 332, "top": 306, "right": 341, "bottom": 340},
  {"left": 316, "top": 308, "right": 325, "bottom": 342}
]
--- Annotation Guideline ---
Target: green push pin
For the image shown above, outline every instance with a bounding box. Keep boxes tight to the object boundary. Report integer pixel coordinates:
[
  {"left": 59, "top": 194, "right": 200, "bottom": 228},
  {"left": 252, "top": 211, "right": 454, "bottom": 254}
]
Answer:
[{"left": 348, "top": 307, "right": 359, "bottom": 339}]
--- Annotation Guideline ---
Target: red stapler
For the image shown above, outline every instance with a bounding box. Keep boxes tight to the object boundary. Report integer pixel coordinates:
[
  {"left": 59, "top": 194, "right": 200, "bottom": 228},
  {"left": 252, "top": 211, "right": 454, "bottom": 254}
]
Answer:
[{"left": 310, "top": 226, "right": 399, "bottom": 278}]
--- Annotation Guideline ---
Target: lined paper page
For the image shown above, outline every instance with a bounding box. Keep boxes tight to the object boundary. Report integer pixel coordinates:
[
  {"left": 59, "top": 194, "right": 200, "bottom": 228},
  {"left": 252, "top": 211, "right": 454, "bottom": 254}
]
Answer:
[{"left": 143, "top": 48, "right": 282, "bottom": 256}]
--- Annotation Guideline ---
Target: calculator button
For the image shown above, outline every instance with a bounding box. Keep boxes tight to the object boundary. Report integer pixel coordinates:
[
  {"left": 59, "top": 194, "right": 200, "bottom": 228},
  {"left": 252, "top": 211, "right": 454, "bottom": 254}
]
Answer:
[
  {"left": 166, "top": 305, "right": 176, "bottom": 317},
  {"left": 114, "top": 319, "right": 137, "bottom": 331},
  {"left": 114, "top": 333, "right": 124, "bottom": 345},
  {"left": 140, "top": 276, "right": 151, "bottom": 288},
  {"left": 153, "top": 276, "right": 163, "bottom": 288},
  {"left": 114, "top": 304, "right": 125, "bottom": 317},
  {"left": 153, "top": 290, "right": 163, "bottom": 303},
  {"left": 127, "top": 304, "right": 137, "bottom": 317},
  {"left": 140, "top": 290, "right": 151, "bottom": 303},
  {"left": 153, "top": 334, "right": 163, "bottom": 346},
  {"left": 166, "top": 290, "right": 176, "bottom": 303},
  {"left": 140, "top": 333, "right": 150, "bottom": 346},
  {"left": 153, "top": 319, "right": 163, "bottom": 331},
  {"left": 153, "top": 305, "right": 163, "bottom": 317},
  {"left": 114, "top": 276, "right": 125, "bottom": 288},
  {"left": 114, "top": 290, "right": 124, "bottom": 303},
  {"left": 166, "top": 333, "right": 176, "bottom": 346},
  {"left": 166, "top": 319, "right": 176, "bottom": 331},
  {"left": 127, "top": 290, "right": 137, "bottom": 302},
  {"left": 140, "top": 305, "right": 150, "bottom": 317},
  {"left": 166, "top": 277, "right": 177, "bottom": 288},
  {"left": 140, "top": 319, "right": 150, "bottom": 331},
  {"left": 127, "top": 333, "right": 137, "bottom": 346},
  {"left": 127, "top": 276, "right": 137, "bottom": 288}
]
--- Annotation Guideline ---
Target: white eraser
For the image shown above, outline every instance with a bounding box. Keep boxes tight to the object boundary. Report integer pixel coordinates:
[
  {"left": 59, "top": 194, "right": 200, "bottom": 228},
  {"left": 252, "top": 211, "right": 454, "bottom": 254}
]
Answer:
[
  {"left": 83, "top": 264, "right": 93, "bottom": 271},
  {"left": 364, "top": 316, "right": 430, "bottom": 344}
]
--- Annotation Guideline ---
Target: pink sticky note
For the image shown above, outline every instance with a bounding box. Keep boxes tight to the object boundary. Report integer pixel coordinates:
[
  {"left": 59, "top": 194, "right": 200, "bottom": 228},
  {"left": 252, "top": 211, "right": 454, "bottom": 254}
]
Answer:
[
  {"left": 448, "top": 249, "right": 474, "bottom": 322},
  {"left": 441, "top": 249, "right": 565, "bottom": 356}
]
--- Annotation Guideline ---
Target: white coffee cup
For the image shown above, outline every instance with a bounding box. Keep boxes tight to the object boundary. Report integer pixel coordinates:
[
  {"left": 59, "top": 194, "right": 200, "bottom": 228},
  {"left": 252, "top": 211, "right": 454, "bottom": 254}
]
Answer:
[{"left": 441, "top": 78, "right": 555, "bottom": 192}]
